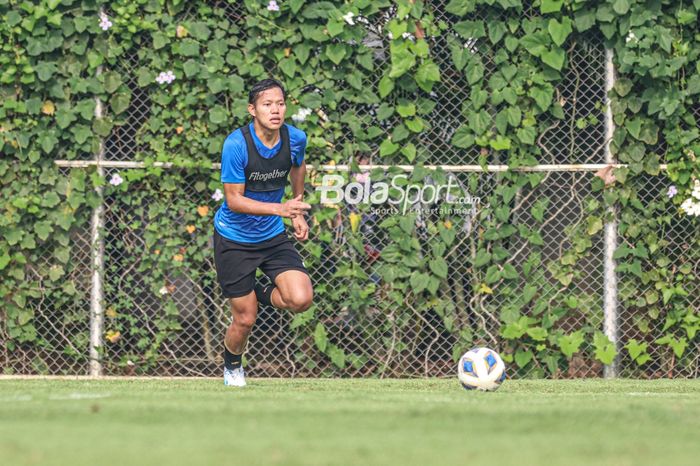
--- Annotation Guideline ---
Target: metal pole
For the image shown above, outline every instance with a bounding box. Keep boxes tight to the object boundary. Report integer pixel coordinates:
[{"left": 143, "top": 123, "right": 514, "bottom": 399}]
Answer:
[
  {"left": 603, "top": 47, "right": 619, "bottom": 378},
  {"left": 54, "top": 160, "right": 668, "bottom": 173},
  {"left": 89, "top": 31, "right": 106, "bottom": 376}
]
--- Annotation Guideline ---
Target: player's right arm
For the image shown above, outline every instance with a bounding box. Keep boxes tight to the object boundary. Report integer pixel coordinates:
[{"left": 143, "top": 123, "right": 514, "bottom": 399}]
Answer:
[{"left": 224, "top": 184, "right": 310, "bottom": 218}]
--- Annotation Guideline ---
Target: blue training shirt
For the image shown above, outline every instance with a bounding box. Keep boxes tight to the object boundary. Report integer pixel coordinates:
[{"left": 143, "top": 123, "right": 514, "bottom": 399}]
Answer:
[{"left": 214, "top": 122, "right": 307, "bottom": 244}]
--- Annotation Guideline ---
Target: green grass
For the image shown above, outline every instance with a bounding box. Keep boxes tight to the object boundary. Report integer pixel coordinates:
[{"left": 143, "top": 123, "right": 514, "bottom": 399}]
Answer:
[{"left": 1, "top": 378, "right": 699, "bottom": 466}]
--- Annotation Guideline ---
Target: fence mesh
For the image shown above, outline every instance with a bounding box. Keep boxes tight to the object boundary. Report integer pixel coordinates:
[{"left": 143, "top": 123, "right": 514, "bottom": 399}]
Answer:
[
  {"left": 14, "top": 165, "right": 696, "bottom": 378},
  {"left": 3, "top": 1, "right": 698, "bottom": 378}
]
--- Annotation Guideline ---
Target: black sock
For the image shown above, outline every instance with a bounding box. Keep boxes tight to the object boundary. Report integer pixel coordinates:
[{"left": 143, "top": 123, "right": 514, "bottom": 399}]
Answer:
[
  {"left": 224, "top": 344, "right": 242, "bottom": 370},
  {"left": 254, "top": 283, "right": 275, "bottom": 307}
]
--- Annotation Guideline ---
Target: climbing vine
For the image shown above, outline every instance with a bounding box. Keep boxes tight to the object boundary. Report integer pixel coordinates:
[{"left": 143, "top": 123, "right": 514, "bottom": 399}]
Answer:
[{"left": 1, "top": 0, "right": 697, "bottom": 377}]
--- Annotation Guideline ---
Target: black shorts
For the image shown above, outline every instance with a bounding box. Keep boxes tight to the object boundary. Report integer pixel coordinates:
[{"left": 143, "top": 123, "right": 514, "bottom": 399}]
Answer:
[{"left": 213, "top": 229, "right": 309, "bottom": 298}]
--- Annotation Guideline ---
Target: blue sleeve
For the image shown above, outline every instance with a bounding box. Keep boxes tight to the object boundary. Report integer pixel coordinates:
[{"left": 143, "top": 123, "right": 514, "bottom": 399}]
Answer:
[
  {"left": 220, "top": 133, "right": 247, "bottom": 183},
  {"left": 290, "top": 128, "right": 307, "bottom": 167}
]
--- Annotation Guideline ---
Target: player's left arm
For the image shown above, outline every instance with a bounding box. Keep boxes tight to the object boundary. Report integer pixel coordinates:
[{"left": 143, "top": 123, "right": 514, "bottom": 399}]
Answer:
[
  {"left": 289, "top": 129, "right": 309, "bottom": 241},
  {"left": 289, "top": 160, "right": 309, "bottom": 241}
]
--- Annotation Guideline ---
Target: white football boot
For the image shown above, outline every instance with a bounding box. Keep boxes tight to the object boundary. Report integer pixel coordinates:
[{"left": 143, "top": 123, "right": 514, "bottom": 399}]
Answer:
[{"left": 223, "top": 366, "right": 246, "bottom": 387}]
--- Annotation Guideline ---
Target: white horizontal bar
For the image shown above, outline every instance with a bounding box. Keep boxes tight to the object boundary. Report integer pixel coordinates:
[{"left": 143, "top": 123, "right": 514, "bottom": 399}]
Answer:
[
  {"left": 53, "top": 160, "right": 212, "bottom": 168},
  {"left": 316, "top": 163, "right": 670, "bottom": 172},
  {"left": 53, "top": 160, "right": 668, "bottom": 172}
]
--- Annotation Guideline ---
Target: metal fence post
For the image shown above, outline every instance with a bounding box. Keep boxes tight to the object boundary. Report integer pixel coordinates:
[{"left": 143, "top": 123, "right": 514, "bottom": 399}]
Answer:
[
  {"left": 89, "top": 34, "right": 106, "bottom": 376},
  {"left": 603, "top": 47, "right": 619, "bottom": 378}
]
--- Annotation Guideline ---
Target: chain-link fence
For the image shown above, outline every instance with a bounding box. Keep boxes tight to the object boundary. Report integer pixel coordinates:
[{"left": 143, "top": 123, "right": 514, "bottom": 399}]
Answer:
[
  {"left": 4, "top": 1, "right": 698, "bottom": 378},
  {"left": 26, "top": 165, "right": 695, "bottom": 378}
]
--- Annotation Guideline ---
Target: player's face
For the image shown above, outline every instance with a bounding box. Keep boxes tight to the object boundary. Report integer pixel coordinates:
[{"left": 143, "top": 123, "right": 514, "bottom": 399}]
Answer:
[{"left": 249, "top": 87, "right": 286, "bottom": 130}]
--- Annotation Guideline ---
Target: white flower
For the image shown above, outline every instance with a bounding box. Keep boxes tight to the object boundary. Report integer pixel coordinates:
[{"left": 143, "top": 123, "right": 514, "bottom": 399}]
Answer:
[
  {"left": 690, "top": 202, "right": 700, "bottom": 216},
  {"left": 156, "top": 70, "right": 176, "bottom": 85},
  {"left": 692, "top": 179, "right": 700, "bottom": 200},
  {"left": 342, "top": 11, "right": 355, "bottom": 25},
  {"left": 159, "top": 286, "right": 169, "bottom": 295},
  {"left": 291, "top": 107, "right": 313, "bottom": 123},
  {"left": 109, "top": 173, "right": 123, "bottom": 186},
  {"left": 98, "top": 12, "right": 112, "bottom": 31},
  {"left": 680, "top": 197, "right": 700, "bottom": 216},
  {"left": 625, "top": 31, "right": 637, "bottom": 44},
  {"left": 267, "top": 0, "right": 279, "bottom": 11},
  {"left": 464, "top": 38, "right": 478, "bottom": 53},
  {"left": 667, "top": 185, "right": 678, "bottom": 198},
  {"left": 354, "top": 172, "right": 370, "bottom": 183},
  {"left": 387, "top": 32, "right": 393, "bottom": 40},
  {"left": 212, "top": 188, "right": 224, "bottom": 202}
]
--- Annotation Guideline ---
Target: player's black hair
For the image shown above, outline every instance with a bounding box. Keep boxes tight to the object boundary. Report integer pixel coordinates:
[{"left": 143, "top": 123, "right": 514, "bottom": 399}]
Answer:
[{"left": 248, "top": 78, "right": 286, "bottom": 105}]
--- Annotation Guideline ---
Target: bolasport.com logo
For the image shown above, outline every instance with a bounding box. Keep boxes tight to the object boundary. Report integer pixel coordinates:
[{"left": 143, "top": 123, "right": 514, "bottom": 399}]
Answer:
[{"left": 315, "top": 173, "right": 481, "bottom": 215}]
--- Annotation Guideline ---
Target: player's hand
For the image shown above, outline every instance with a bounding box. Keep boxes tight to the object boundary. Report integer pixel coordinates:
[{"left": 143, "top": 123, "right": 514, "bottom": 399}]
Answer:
[
  {"left": 291, "top": 215, "right": 309, "bottom": 241},
  {"left": 279, "top": 194, "right": 311, "bottom": 218}
]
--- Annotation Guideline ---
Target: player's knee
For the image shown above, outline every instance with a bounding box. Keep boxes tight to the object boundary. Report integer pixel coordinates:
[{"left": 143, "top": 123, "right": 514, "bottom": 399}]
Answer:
[
  {"left": 286, "top": 291, "right": 313, "bottom": 313},
  {"left": 234, "top": 312, "right": 256, "bottom": 330}
]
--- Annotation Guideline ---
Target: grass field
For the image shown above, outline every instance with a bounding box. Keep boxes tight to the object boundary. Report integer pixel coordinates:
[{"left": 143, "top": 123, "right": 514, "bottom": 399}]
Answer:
[{"left": 1, "top": 377, "right": 699, "bottom": 466}]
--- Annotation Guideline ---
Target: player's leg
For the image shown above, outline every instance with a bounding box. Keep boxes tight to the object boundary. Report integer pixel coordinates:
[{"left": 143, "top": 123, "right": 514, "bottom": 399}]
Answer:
[
  {"left": 224, "top": 293, "right": 258, "bottom": 354},
  {"left": 255, "top": 270, "right": 312, "bottom": 313},
  {"left": 213, "top": 229, "right": 263, "bottom": 386},
  {"left": 223, "top": 291, "right": 258, "bottom": 386},
  {"left": 270, "top": 269, "right": 313, "bottom": 313},
  {"left": 256, "top": 236, "right": 313, "bottom": 313}
]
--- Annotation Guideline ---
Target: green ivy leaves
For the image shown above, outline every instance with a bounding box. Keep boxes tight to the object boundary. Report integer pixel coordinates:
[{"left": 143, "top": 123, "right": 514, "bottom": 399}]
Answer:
[
  {"left": 415, "top": 60, "right": 440, "bottom": 92},
  {"left": 325, "top": 43, "right": 347, "bottom": 65},
  {"left": 593, "top": 332, "right": 616, "bottom": 365},
  {"left": 102, "top": 72, "right": 122, "bottom": 94},
  {"left": 541, "top": 47, "right": 565, "bottom": 70},
  {"left": 547, "top": 18, "right": 572, "bottom": 47},
  {"left": 625, "top": 339, "right": 651, "bottom": 365},
  {"left": 389, "top": 40, "right": 416, "bottom": 78},
  {"left": 541, "top": 0, "right": 565, "bottom": 14},
  {"left": 1, "top": 0, "right": 697, "bottom": 379},
  {"left": 558, "top": 331, "right": 585, "bottom": 359}
]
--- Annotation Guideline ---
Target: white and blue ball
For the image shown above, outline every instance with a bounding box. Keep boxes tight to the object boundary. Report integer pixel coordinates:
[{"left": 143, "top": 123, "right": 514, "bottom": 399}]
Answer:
[{"left": 457, "top": 347, "right": 506, "bottom": 391}]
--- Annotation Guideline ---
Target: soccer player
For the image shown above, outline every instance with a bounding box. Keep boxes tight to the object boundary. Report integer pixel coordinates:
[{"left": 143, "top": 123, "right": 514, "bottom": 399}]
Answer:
[{"left": 213, "top": 78, "right": 313, "bottom": 387}]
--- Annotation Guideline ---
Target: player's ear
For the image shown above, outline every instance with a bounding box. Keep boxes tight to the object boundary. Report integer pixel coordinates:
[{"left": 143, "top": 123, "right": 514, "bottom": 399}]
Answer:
[{"left": 247, "top": 103, "right": 255, "bottom": 118}]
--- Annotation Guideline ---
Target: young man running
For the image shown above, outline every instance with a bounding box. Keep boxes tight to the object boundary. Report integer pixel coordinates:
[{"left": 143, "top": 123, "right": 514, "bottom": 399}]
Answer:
[{"left": 213, "top": 78, "right": 313, "bottom": 387}]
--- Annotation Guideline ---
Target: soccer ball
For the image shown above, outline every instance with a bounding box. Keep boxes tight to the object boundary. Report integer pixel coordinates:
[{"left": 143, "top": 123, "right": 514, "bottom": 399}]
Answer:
[{"left": 458, "top": 347, "right": 506, "bottom": 391}]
